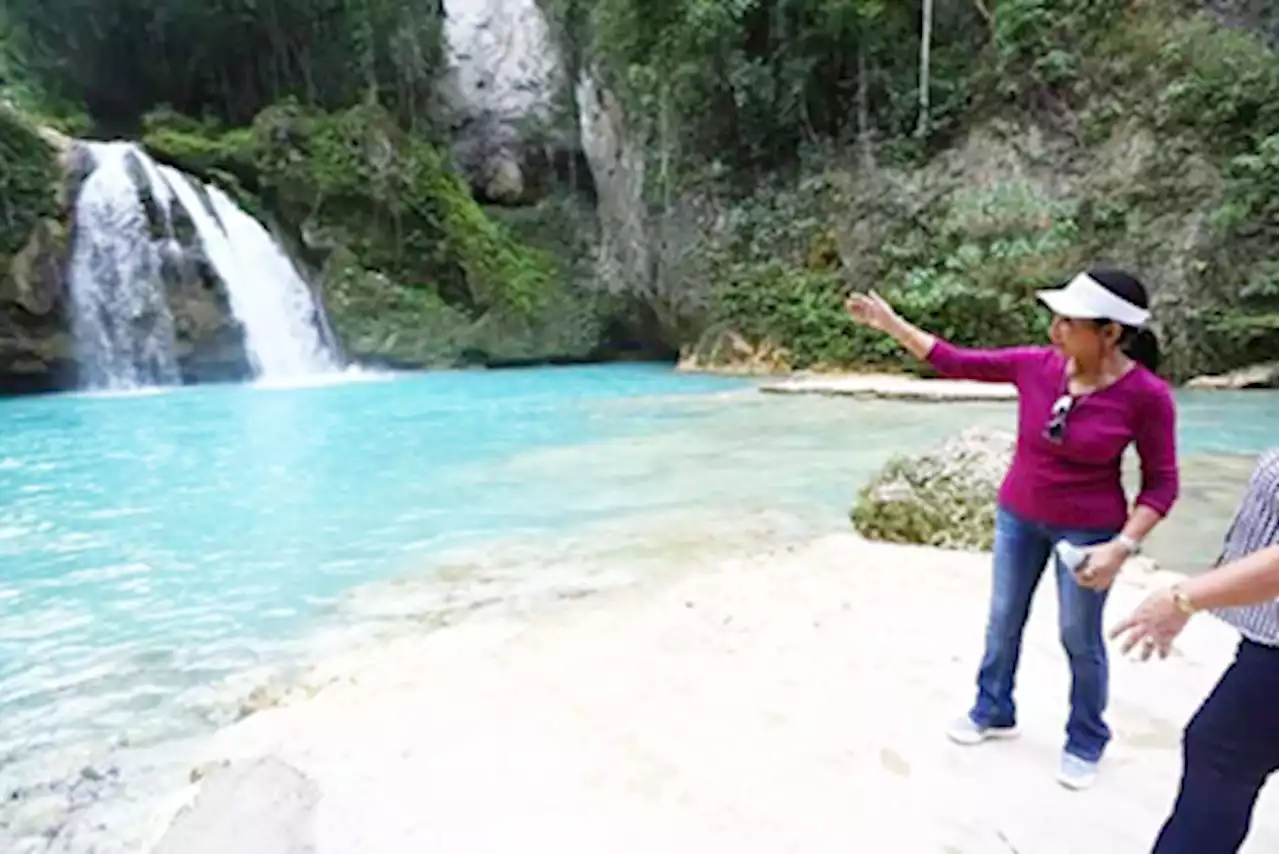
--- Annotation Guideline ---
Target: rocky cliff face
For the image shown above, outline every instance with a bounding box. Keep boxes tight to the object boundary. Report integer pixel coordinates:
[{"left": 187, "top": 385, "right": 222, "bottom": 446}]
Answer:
[
  {"left": 0, "top": 218, "right": 74, "bottom": 392},
  {"left": 441, "top": 0, "right": 563, "bottom": 204},
  {"left": 2, "top": 120, "right": 76, "bottom": 392}
]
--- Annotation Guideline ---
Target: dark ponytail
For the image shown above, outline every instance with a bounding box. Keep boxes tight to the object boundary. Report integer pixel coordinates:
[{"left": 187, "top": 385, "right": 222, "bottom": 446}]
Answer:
[
  {"left": 1084, "top": 268, "right": 1161, "bottom": 373},
  {"left": 1122, "top": 326, "right": 1161, "bottom": 373}
]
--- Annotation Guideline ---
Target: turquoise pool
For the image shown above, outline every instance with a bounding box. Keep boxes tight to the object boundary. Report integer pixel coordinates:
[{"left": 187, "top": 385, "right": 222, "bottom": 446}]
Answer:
[{"left": 0, "top": 366, "right": 1274, "bottom": 771}]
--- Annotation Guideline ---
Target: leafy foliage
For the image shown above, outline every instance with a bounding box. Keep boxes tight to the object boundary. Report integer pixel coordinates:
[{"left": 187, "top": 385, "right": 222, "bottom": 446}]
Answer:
[
  {"left": 1140, "top": 13, "right": 1278, "bottom": 373},
  {"left": 251, "top": 103, "right": 559, "bottom": 315},
  {"left": 547, "top": 0, "right": 986, "bottom": 187},
  {"left": 698, "top": 175, "right": 1065, "bottom": 372},
  {"left": 1192, "top": 130, "right": 1279, "bottom": 372},
  {"left": 991, "top": 0, "right": 1122, "bottom": 94},
  {"left": 2, "top": 0, "right": 446, "bottom": 131},
  {"left": 1151, "top": 15, "right": 1277, "bottom": 152}
]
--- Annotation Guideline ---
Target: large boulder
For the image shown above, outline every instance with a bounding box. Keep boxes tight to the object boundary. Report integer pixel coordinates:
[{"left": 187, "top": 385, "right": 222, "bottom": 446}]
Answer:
[{"left": 851, "top": 428, "right": 1015, "bottom": 551}]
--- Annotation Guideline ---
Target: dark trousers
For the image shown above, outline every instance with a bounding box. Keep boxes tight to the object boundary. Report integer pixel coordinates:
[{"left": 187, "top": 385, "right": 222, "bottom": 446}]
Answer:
[{"left": 1152, "top": 638, "right": 1278, "bottom": 854}]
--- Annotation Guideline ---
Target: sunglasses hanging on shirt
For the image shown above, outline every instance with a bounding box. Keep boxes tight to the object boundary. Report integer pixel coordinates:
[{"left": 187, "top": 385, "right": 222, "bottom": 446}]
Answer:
[{"left": 1043, "top": 394, "right": 1075, "bottom": 444}]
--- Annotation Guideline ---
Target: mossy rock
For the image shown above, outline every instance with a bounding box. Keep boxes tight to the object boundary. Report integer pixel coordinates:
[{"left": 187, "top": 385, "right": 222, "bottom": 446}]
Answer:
[
  {"left": 322, "top": 248, "right": 469, "bottom": 366},
  {"left": 851, "top": 428, "right": 1015, "bottom": 551},
  {"left": 1, "top": 106, "right": 59, "bottom": 259},
  {"left": 323, "top": 246, "right": 605, "bottom": 367},
  {"left": 141, "top": 108, "right": 258, "bottom": 184}
]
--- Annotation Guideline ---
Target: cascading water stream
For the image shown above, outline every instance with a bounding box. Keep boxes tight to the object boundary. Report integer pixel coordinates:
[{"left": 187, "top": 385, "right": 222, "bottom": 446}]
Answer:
[
  {"left": 67, "top": 142, "right": 183, "bottom": 390},
  {"left": 158, "top": 167, "right": 339, "bottom": 381}
]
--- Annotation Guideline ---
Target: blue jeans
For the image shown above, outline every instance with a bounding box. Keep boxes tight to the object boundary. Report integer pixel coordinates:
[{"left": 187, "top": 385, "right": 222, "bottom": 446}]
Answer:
[
  {"left": 1152, "top": 639, "right": 1278, "bottom": 853},
  {"left": 968, "top": 506, "right": 1118, "bottom": 762}
]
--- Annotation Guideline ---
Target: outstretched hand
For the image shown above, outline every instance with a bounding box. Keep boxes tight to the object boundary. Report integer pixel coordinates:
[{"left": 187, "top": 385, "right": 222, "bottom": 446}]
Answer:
[
  {"left": 844, "top": 291, "right": 899, "bottom": 333},
  {"left": 1109, "top": 587, "right": 1191, "bottom": 661}
]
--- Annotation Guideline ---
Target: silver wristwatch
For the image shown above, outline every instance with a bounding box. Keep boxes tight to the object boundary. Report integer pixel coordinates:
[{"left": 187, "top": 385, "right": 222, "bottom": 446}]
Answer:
[{"left": 1115, "top": 533, "right": 1141, "bottom": 556}]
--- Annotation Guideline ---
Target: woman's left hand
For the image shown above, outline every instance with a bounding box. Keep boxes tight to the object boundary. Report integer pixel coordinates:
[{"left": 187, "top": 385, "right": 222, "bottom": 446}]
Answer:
[
  {"left": 1109, "top": 587, "right": 1192, "bottom": 660},
  {"left": 1075, "top": 540, "right": 1129, "bottom": 591}
]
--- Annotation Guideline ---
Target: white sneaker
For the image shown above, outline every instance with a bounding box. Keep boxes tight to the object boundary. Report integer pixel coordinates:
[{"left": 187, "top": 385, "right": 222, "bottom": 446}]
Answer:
[
  {"left": 1056, "top": 753, "right": 1099, "bottom": 791},
  {"left": 946, "top": 716, "right": 1020, "bottom": 746}
]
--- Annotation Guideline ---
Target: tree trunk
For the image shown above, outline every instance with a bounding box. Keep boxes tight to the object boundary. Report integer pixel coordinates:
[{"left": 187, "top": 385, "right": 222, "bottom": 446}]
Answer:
[
  {"left": 658, "top": 81, "right": 672, "bottom": 209},
  {"left": 972, "top": 0, "right": 995, "bottom": 39},
  {"left": 915, "top": 0, "right": 933, "bottom": 139},
  {"left": 856, "top": 38, "right": 874, "bottom": 172}
]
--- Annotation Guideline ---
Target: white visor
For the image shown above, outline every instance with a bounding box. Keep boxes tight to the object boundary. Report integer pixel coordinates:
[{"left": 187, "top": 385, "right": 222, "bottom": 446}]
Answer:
[{"left": 1036, "top": 273, "right": 1150, "bottom": 327}]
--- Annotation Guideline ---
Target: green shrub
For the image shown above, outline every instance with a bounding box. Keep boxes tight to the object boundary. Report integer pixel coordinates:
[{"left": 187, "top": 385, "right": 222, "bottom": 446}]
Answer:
[
  {"left": 1152, "top": 16, "right": 1278, "bottom": 154},
  {"left": 704, "top": 178, "right": 1066, "bottom": 371},
  {"left": 993, "top": 0, "right": 1123, "bottom": 94}
]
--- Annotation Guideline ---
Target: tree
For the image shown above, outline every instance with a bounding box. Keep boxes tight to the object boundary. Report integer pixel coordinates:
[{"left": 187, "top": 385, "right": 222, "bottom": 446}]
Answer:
[
  {"left": 915, "top": 0, "right": 933, "bottom": 138},
  {"left": 1, "top": 0, "right": 447, "bottom": 131}
]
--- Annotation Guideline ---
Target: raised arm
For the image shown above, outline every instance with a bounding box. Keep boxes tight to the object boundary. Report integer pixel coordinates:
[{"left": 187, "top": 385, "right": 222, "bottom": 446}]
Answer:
[{"left": 844, "top": 291, "right": 1028, "bottom": 384}]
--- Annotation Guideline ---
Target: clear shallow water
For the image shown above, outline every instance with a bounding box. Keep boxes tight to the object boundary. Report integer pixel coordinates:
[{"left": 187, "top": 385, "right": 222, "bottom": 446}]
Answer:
[{"left": 0, "top": 366, "right": 1275, "bottom": 773}]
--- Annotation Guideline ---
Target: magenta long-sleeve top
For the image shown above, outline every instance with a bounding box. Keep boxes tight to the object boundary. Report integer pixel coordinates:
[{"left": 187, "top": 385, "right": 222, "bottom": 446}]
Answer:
[{"left": 927, "top": 340, "right": 1180, "bottom": 530}]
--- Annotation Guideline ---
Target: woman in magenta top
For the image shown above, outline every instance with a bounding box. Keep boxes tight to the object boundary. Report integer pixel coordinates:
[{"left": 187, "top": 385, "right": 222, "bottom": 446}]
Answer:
[{"left": 846, "top": 268, "right": 1180, "bottom": 791}]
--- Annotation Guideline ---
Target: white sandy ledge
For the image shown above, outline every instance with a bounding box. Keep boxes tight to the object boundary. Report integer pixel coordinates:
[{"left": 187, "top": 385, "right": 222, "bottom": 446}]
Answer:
[
  {"left": 147, "top": 535, "right": 1276, "bottom": 854},
  {"left": 761, "top": 373, "right": 1017, "bottom": 401}
]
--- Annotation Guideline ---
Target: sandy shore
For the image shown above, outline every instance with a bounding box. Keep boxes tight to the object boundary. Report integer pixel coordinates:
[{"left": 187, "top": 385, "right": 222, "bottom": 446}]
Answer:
[
  {"left": 128, "top": 533, "right": 1277, "bottom": 854},
  {"left": 761, "top": 373, "right": 1017, "bottom": 401}
]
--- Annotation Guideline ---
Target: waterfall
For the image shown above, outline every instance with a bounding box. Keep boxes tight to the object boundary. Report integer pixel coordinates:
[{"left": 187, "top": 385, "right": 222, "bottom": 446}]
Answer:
[
  {"left": 66, "top": 141, "right": 342, "bottom": 389},
  {"left": 67, "top": 142, "right": 183, "bottom": 390},
  {"left": 158, "top": 167, "right": 339, "bottom": 380}
]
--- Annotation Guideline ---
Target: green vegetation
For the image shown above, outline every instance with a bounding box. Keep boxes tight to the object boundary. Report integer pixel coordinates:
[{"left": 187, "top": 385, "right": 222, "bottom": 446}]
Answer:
[
  {"left": 698, "top": 174, "right": 1069, "bottom": 371},
  {"left": 1165, "top": 19, "right": 1280, "bottom": 369},
  {"left": 537, "top": 0, "right": 1276, "bottom": 380},
  {"left": 0, "top": 106, "right": 57, "bottom": 259},
  {"left": 2, "top": 0, "right": 445, "bottom": 132},
  {"left": 2, "top": 0, "right": 1276, "bottom": 380},
  {"left": 4, "top": 0, "right": 609, "bottom": 368}
]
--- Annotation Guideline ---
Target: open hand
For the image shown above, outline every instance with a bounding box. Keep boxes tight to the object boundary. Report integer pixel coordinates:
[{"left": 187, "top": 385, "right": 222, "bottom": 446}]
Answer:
[
  {"left": 1074, "top": 540, "right": 1128, "bottom": 591},
  {"left": 844, "top": 291, "right": 899, "bottom": 333},
  {"left": 1109, "top": 587, "right": 1191, "bottom": 661}
]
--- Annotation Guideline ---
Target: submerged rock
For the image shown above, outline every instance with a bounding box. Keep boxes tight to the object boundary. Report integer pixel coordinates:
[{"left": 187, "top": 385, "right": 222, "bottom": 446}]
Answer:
[{"left": 851, "top": 428, "right": 1014, "bottom": 551}]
